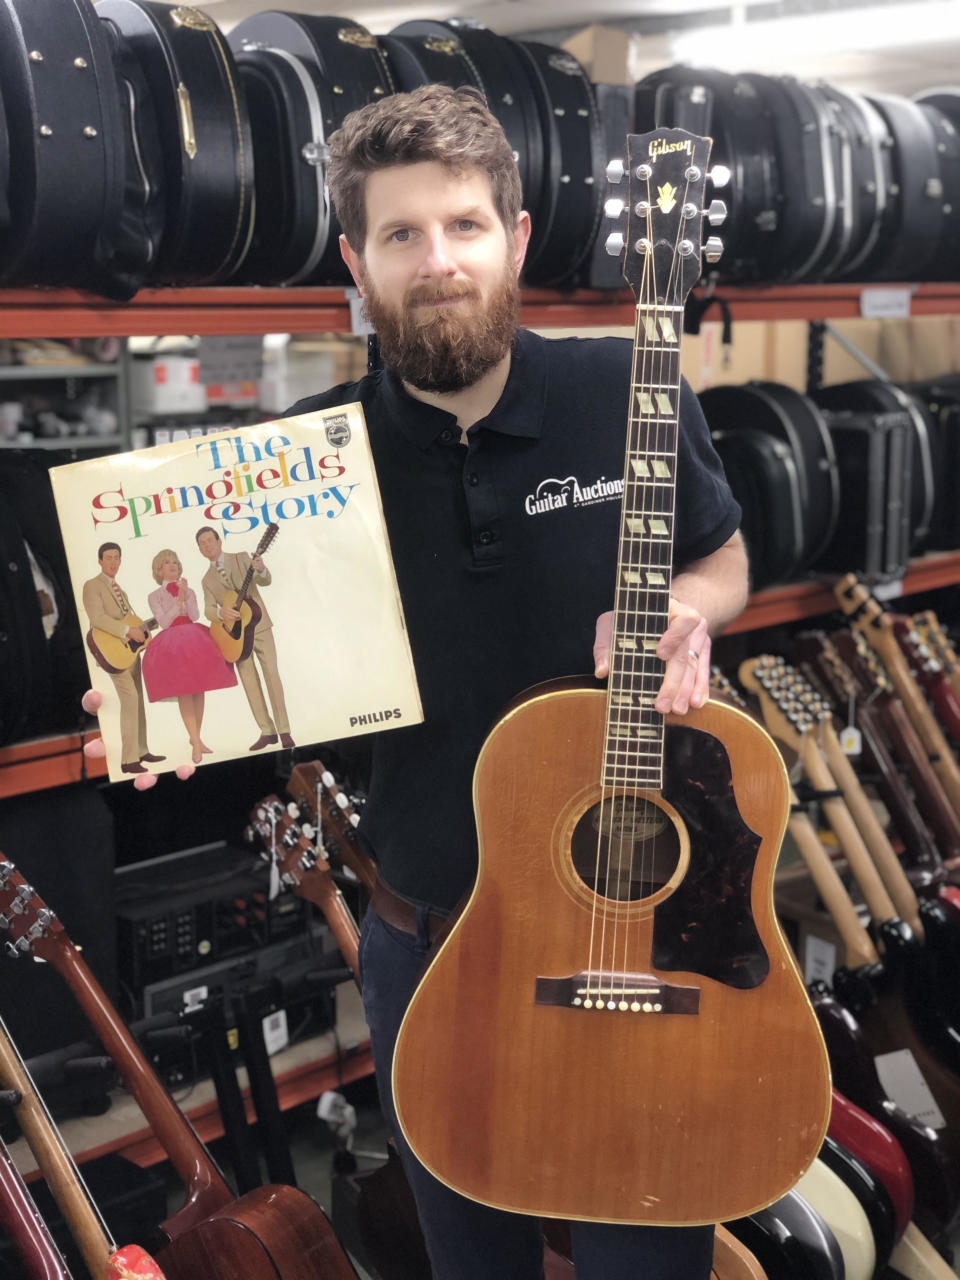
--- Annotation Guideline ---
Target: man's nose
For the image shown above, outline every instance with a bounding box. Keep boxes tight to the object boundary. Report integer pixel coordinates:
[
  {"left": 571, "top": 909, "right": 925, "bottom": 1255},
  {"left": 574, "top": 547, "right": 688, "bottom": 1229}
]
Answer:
[{"left": 418, "top": 231, "right": 456, "bottom": 276}]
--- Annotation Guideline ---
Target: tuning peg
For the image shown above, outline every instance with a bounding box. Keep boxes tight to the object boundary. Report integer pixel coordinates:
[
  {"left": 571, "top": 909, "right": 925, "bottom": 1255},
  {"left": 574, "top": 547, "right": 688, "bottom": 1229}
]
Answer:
[
  {"left": 605, "top": 158, "right": 625, "bottom": 184},
  {"left": 604, "top": 231, "right": 625, "bottom": 257},
  {"left": 604, "top": 196, "right": 625, "bottom": 220},
  {"left": 709, "top": 164, "right": 731, "bottom": 188},
  {"left": 0, "top": 863, "right": 13, "bottom": 886},
  {"left": 705, "top": 199, "right": 727, "bottom": 227},
  {"left": 301, "top": 822, "right": 316, "bottom": 840},
  {"left": 286, "top": 801, "right": 300, "bottom": 818},
  {"left": 703, "top": 236, "right": 724, "bottom": 263}
]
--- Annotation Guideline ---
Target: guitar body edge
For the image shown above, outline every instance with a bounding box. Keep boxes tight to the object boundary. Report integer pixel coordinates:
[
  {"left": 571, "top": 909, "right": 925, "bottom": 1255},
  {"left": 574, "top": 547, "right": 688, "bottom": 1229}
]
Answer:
[{"left": 393, "top": 684, "right": 832, "bottom": 1225}]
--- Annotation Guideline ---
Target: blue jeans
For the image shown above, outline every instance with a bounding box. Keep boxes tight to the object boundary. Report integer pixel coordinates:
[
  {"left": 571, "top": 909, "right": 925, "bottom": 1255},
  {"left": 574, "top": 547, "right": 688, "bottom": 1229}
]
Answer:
[{"left": 357, "top": 904, "right": 715, "bottom": 1280}]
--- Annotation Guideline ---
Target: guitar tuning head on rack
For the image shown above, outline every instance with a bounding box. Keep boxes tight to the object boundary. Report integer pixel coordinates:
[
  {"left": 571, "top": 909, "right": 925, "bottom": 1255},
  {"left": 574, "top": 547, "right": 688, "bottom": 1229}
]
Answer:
[
  {"left": 0, "top": 859, "right": 62, "bottom": 962},
  {"left": 602, "top": 128, "right": 724, "bottom": 303}
]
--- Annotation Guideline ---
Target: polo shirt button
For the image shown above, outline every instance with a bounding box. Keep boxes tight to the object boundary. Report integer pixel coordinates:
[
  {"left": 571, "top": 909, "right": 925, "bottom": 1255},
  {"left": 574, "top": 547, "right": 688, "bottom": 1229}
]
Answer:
[
  {"left": 467, "top": 472, "right": 479, "bottom": 486},
  {"left": 438, "top": 427, "right": 456, "bottom": 444},
  {"left": 477, "top": 529, "right": 494, "bottom": 546}
]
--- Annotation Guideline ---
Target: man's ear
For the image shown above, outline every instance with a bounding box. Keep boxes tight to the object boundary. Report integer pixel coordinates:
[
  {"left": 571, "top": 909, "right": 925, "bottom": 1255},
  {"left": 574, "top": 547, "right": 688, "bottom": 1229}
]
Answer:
[
  {"left": 340, "top": 234, "right": 365, "bottom": 294},
  {"left": 512, "top": 210, "right": 532, "bottom": 278}
]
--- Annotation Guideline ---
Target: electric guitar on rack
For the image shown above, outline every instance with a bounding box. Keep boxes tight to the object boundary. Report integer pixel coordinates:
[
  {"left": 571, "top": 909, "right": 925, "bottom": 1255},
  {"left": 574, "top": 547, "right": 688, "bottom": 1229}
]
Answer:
[
  {"left": 392, "top": 127, "right": 831, "bottom": 1226},
  {"left": 209, "top": 522, "right": 279, "bottom": 664},
  {"left": 0, "top": 1120, "right": 72, "bottom": 1280},
  {"left": 86, "top": 615, "right": 158, "bottom": 674},
  {"left": 0, "top": 856, "right": 358, "bottom": 1280},
  {"left": 890, "top": 614, "right": 960, "bottom": 745},
  {"left": 834, "top": 575, "right": 960, "bottom": 812},
  {"left": 0, "top": 1014, "right": 165, "bottom": 1280}
]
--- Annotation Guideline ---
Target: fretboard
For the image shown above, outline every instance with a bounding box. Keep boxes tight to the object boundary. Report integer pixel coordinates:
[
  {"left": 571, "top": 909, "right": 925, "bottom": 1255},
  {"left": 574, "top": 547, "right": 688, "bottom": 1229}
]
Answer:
[{"left": 602, "top": 304, "right": 682, "bottom": 791}]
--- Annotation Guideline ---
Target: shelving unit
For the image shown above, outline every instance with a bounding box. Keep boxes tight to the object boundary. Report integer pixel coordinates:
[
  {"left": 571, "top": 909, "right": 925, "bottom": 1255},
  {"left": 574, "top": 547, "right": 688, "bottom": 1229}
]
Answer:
[{"left": 0, "top": 348, "right": 130, "bottom": 449}]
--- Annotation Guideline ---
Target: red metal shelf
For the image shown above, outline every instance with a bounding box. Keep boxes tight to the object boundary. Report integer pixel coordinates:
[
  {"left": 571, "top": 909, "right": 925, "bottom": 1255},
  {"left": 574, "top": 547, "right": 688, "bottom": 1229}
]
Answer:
[{"left": 1, "top": 281, "right": 959, "bottom": 338}]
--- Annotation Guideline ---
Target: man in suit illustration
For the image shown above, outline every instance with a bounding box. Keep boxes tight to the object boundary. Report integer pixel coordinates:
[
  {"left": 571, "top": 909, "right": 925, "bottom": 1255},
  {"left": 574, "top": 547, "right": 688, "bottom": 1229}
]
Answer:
[
  {"left": 196, "top": 526, "right": 294, "bottom": 750},
  {"left": 82, "top": 542, "right": 164, "bottom": 775}
]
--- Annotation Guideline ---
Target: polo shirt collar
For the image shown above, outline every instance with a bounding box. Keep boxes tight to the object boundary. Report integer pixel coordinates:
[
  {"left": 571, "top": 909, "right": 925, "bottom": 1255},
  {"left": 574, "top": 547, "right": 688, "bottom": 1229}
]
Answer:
[{"left": 378, "top": 328, "right": 546, "bottom": 451}]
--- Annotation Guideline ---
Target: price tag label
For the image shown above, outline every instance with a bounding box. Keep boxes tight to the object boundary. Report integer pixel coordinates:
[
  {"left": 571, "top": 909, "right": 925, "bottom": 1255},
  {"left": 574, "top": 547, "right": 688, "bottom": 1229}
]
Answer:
[
  {"left": 859, "top": 287, "right": 913, "bottom": 318},
  {"left": 873, "top": 578, "right": 904, "bottom": 602},
  {"left": 803, "top": 934, "right": 836, "bottom": 985},
  {"left": 875, "top": 1049, "right": 946, "bottom": 1129},
  {"left": 840, "top": 725, "right": 862, "bottom": 755},
  {"left": 262, "top": 1009, "right": 289, "bottom": 1056}
]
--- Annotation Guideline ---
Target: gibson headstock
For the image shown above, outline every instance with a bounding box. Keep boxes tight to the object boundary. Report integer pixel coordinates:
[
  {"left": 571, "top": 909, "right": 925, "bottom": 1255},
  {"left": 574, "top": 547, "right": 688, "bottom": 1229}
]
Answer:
[
  {"left": 603, "top": 128, "right": 724, "bottom": 306},
  {"left": 286, "top": 761, "right": 376, "bottom": 893}
]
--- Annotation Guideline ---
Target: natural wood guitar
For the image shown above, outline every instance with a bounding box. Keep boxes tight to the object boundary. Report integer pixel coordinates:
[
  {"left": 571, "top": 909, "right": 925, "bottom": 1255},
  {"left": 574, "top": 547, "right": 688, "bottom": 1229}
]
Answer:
[
  {"left": 392, "top": 129, "right": 831, "bottom": 1225},
  {"left": 209, "top": 522, "right": 278, "bottom": 664},
  {"left": 86, "top": 615, "right": 157, "bottom": 674},
  {"left": 0, "top": 857, "right": 357, "bottom": 1280}
]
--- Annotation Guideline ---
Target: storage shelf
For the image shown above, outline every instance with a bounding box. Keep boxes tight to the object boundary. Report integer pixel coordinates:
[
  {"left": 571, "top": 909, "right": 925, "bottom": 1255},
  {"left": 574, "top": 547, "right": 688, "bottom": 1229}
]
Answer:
[
  {"left": 6, "top": 552, "right": 960, "bottom": 797},
  {"left": 0, "top": 363, "right": 121, "bottom": 379},
  {"left": 0, "top": 435, "right": 124, "bottom": 450},
  {"left": 0, "top": 281, "right": 958, "bottom": 338}
]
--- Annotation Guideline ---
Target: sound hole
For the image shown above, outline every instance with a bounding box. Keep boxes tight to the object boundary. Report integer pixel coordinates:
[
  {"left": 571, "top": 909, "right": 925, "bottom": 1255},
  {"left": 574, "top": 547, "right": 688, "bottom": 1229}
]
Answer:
[{"left": 570, "top": 796, "right": 681, "bottom": 901}]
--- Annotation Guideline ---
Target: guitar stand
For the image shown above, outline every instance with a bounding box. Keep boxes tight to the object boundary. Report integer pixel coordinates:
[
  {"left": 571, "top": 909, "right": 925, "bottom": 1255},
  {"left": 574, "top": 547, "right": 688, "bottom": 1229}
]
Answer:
[{"left": 187, "top": 1001, "right": 263, "bottom": 1196}]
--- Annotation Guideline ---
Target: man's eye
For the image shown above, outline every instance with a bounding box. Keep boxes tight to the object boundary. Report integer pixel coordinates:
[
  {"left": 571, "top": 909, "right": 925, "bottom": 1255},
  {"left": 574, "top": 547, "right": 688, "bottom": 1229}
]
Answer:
[
  {"left": 392, "top": 229, "right": 411, "bottom": 242},
  {"left": 457, "top": 219, "right": 475, "bottom": 231}
]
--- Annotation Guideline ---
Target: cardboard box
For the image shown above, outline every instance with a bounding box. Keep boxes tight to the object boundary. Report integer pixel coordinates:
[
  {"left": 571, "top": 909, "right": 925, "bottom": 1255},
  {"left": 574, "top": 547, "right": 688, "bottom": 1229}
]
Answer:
[
  {"left": 130, "top": 355, "right": 206, "bottom": 417},
  {"left": 562, "top": 24, "right": 644, "bottom": 88}
]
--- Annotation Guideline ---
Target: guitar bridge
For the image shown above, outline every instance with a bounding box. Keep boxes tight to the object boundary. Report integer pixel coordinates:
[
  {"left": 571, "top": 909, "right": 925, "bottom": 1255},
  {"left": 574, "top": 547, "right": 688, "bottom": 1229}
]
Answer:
[{"left": 535, "top": 972, "right": 700, "bottom": 1014}]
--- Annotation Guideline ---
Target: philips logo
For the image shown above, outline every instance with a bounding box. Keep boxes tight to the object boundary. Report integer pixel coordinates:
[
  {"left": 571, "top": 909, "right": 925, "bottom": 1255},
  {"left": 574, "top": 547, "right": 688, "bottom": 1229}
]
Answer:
[{"left": 349, "top": 707, "right": 402, "bottom": 728}]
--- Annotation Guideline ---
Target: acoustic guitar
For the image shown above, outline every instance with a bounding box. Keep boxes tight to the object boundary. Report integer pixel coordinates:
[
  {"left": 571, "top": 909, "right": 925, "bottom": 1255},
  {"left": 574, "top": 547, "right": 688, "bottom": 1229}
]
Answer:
[
  {"left": 391, "top": 127, "right": 831, "bottom": 1225},
  {"left": 209, "top": 522, "right": 279, "bottom": 664},
  {"left": 0, "top": 856, "right": 357, "bottom": 1280},
  {"left": 86, "top": 615, "right": 158, "bottom": 674}
]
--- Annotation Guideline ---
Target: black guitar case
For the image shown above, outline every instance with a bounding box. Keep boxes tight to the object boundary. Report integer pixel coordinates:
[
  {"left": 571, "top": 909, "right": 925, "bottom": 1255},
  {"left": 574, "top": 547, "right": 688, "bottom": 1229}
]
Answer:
[
  {"left": 914, "top": 93, "right": 960, "bottom": 281},
  {"left": 710, "top": 427, "right": 806, "bottom": 590},
  {"left": 906, "top": 378, "right": 960, "bottom": 550},
  {"left": 95, "top": 0, "right": 255, "bottom": 285},
  {"left": 0, "top": 451, "right": 89, "bottom": 747},
  {"left": 507, "top": 42, "right": 602, "bottom": 288},
  {"left": 0, "top": 0, "right": 163, "bottom": 297},
  {"left": 812, "top": 379, "right": 934, "bottom": 554},
  {"left": 739, "top": 74, "right": 843, "bottom": 284},
  {"left": 700, "top": 382, "right": 839, "bottom": 570},
  {"left": 0, "top": 60, "right": 10, "bottom": 240},
  {"left": 635, "top": 66, "right": 780, "bottom": 283},
  {"left": 861, "top": 94, "right": 944, "bottom": 282},
  {"left": 227, "top": 12, "right": 395, "bottom": 285},
  {"left": 227, "top": 37, "right": 333, "bottom": 283},
  {"left": 817, "top": 84, "right": 896, "bottom": 283},
  {"left": 391, "top": 19, "right": 546, "bottom": 251},
  {"left": 584, "top": 84, "right": 634, "bottom": 290},
  {"left": 808, "top": 405, "right": 913, "bottom": 582}
]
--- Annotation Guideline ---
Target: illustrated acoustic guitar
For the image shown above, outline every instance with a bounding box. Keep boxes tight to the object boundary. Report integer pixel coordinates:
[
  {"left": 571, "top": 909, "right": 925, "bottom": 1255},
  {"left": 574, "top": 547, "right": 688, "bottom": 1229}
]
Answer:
[
  {"left": 0, "top": 857, "right": 357, "bottom": 1280},
  {"left": 86, "top": 615, "right": 158, "bottom": 675},
  {"left": 209, "top": 522, "right": 279, "bottom": 664},
  {"left": 391, "top": 127, "right": 831, "bottom": 1225}
]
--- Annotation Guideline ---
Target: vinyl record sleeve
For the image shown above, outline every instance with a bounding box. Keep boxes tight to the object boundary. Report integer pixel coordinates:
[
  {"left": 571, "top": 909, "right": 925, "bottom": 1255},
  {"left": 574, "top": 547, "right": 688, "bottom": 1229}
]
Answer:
[{"left": 51, "top": 405, "right": 422, "bottom": 781}]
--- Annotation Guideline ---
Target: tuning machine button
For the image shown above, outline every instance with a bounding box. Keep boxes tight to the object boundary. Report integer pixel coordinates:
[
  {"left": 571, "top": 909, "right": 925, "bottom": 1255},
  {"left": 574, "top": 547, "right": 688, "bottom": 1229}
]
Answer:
[
  {"left": 703, "top": 236, "right": 724, "bottom": 263},
  {"left": 709, "top": 164, "right": 731, "bottom": 188},
  {"left": 605, "top": 158, "right": 625, "bottom": 184},
  {"left": 604, "top": 197, "right": 625, "bottom": 220},
  {"left": 705, "top": 199, "right": 728, "bottom": 227}
]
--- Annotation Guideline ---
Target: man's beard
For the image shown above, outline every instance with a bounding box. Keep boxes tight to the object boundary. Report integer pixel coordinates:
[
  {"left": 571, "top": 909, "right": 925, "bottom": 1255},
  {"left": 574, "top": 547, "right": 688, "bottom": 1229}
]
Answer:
[{"left": 360, "top": 262, "right": 520, "bottom": 394}]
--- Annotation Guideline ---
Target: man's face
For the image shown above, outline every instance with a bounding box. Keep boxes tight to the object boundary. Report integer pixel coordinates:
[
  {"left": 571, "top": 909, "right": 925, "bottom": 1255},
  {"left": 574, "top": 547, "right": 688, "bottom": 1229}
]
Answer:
[
  {"left": 100, "top": 549, "right": 121, "bottom": 578},
  {"left": 197, "top": 531, "right": 221, "bottom": 562},
  {"left": 340, "top": 162, "right": 530, "bottom": 393}
]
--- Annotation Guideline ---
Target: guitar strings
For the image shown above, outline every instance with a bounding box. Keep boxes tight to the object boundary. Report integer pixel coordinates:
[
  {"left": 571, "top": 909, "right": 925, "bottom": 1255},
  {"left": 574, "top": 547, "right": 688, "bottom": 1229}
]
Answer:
[{"left": 590, "top": 147, "right": 695, "bottom": 1008}]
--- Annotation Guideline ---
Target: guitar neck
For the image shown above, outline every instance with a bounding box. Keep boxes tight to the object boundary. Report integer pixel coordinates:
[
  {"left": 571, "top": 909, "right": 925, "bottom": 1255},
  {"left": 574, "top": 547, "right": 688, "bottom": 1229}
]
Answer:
[
  {"left": 0, "top": 1017, "right": 110, "bottom": 1279},
  {"left": 0, "top": 1136, "right": 71, "bottom": 1280},
  {"left": 37, "top": 936, "right": 233, "bottom": 1238},
  {"left": 605, "top": 305, "right": 681, "bottom": 792}
]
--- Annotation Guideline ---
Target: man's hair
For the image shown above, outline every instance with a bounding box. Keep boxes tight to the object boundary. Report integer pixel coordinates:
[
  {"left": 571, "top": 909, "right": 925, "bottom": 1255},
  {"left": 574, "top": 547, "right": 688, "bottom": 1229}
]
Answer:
[
  {"left": 327, "top": 84, "right": 522, "bottom": 253},
  {"left": 97, "top": 541, "right": 121, "bottom": 560},
  {"left": 195, "top": 526, "right": 221, "bottom": 545}
]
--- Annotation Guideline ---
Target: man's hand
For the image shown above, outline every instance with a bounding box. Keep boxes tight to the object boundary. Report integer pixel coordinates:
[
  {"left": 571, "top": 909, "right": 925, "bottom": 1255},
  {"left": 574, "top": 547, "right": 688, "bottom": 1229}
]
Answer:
[
  {"left": 81, "top": 690, "right": 195, "bottom": 790},
  {"left": 128, "top": 626, "right": 146, "bottom": 644},
  {"left": 251, "top": 555, "right": 266, "bottom": 575},
  {"left": 593, "top": 598, "right": 710, "bottom": 715},
  {"left": 221, "top": 605, "right": 241, "bottom": 624}
]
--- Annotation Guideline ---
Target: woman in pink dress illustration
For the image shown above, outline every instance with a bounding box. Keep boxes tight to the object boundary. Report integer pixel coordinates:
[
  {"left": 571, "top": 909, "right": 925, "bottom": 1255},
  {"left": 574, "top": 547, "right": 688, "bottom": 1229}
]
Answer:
[{"left": 141, "top": 548, "right": 237, "bottom": 763}]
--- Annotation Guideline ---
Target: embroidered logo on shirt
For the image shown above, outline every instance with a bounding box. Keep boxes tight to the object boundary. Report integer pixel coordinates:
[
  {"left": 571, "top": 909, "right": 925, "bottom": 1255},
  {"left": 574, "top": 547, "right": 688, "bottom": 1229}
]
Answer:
[{"left": 524, "top": 474, "right": 624, "bottom": 516}]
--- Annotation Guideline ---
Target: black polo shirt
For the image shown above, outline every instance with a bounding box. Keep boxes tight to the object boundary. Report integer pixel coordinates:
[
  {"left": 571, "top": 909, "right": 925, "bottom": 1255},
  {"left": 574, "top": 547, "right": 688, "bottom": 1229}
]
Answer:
[{"left": 286, "top": 328, "right": 740, "bottom": 910}]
